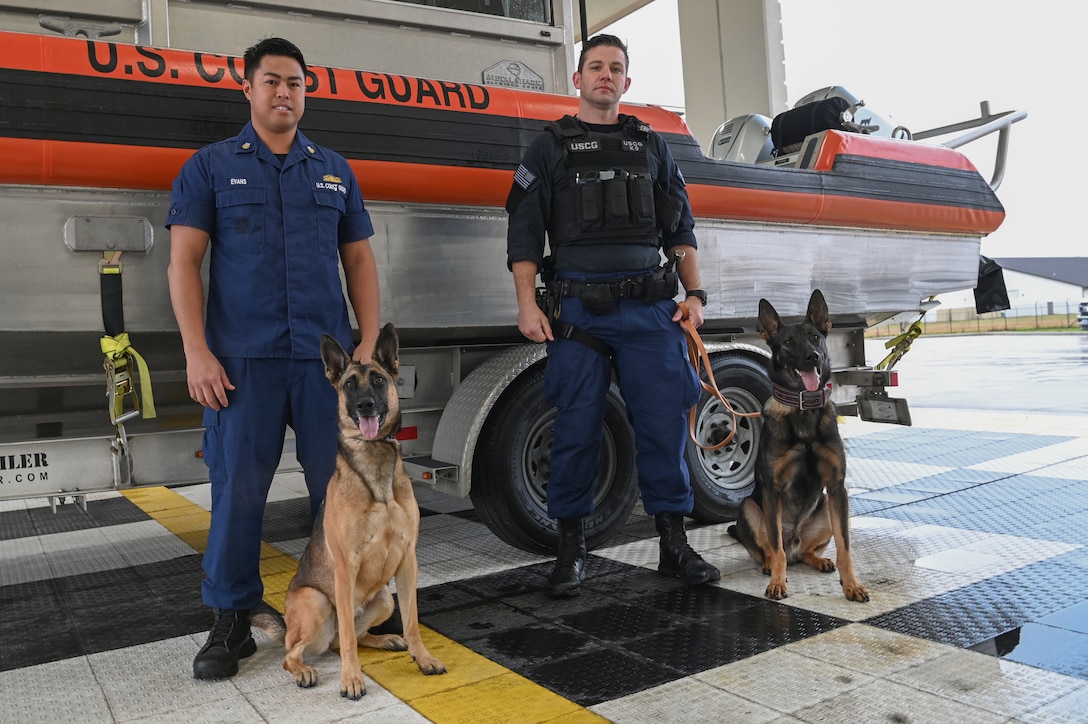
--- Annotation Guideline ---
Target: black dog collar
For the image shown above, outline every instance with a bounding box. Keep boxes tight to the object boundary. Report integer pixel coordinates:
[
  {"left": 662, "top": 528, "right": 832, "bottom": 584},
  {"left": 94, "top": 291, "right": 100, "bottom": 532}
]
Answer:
[{"left": 771, "top": 382, "right": 831, "bottom": 410}]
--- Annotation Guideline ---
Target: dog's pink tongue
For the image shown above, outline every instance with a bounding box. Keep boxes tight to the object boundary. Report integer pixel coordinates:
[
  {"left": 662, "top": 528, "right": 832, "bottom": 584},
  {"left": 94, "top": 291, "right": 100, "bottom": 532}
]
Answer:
[
  {"left": 358, "top": 416, "right": 381, "bottom": 440},
  {"left": 799, "top": 369, "right": 821, "bottom": 392}
]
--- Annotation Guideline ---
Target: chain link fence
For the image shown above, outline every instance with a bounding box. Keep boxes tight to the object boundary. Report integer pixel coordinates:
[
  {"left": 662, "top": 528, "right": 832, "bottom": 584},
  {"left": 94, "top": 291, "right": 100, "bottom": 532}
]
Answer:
[{"left": 867, "top": 299, "right": 1088, "bottom": 337}]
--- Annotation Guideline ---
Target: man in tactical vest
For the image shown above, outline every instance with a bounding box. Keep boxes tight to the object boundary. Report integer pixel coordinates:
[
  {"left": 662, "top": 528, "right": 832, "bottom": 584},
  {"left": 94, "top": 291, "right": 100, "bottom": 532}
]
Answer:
[{"left": 506, "top": 34, "right": 719, "bottom": 597}]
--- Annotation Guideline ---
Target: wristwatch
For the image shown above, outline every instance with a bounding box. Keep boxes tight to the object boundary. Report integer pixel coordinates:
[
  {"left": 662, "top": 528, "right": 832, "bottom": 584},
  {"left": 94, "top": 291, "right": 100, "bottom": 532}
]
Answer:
[{"left": 685, "top": 289, "right": 708, "bottom": 307}]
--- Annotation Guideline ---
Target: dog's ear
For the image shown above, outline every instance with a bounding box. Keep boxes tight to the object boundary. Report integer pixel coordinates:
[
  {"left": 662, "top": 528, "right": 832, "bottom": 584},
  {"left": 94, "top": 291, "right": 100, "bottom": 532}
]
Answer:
[
  {"left": 806, "top": 289, "right": 831, "bottom": 335},
  {"left": 320, "top": 333, "right": 351, "bottom": 385},
  {"left": 373, "top": 322, "right": 400, "bottom": 376},
  {"left": 757, "top": 299, "right": 780, "bottom": 342}
]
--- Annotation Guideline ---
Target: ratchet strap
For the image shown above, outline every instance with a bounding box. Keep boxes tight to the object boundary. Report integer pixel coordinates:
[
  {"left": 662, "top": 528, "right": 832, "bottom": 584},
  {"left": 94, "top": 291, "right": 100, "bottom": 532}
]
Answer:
[
  {"left": 677, "top": 301, "right": 761, "bottom": 451},
  {"left": 877, "top": 318, "right": 924, "bottom": 370},
  {"left": 99, "top": 252, "right": 156, "bottom": 424}
]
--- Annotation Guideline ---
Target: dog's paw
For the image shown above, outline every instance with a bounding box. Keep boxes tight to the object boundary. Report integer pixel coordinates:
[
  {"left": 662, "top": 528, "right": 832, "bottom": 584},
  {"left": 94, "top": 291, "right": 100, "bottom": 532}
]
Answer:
[
  {"left": 340, "top": 672, "right": 367, "bottom": 701},
  {"left": 364, "top": 633, "right": 408, "bottom": 651},
  {"left": 842, "top": 580, "right": 870, "bottom": 602},
  {"left": 761, "top": 565, "right": 772, "bottom": 576},
  {"left": 292, "top": 664, "right": 318, "bottom": 689},
  {"left": 415, "top": 652, "right": 447, "bottom": 676},
  {"left": 765, "top": 581, "right": 788, "bottom": 600},
  {"left": 813, "top": 557, "right": 836, "bottom": 573}
]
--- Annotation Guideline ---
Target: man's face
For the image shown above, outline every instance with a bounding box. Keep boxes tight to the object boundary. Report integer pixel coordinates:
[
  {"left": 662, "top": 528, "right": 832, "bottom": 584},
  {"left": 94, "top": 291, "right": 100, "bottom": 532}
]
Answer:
[
  {"left": 573, "top": 45, "right": 630, "bottom": 108},
  {"left": 242, "top": 54, "right": 306, "bottom": 136}
]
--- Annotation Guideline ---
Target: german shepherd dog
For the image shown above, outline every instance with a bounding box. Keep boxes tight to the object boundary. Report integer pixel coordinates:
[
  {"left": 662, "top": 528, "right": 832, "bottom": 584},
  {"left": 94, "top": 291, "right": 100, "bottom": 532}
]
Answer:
[
  {"left": 728, "top": 290, "right": 869, "bottom": 602},
  {"left": 253, "top": 323, "right": 446, "bottom": 699}
]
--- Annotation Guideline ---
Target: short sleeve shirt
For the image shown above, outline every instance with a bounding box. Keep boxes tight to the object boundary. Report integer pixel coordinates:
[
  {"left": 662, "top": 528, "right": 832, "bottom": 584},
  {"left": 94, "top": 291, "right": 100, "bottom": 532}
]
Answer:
[{"left": 166, "top": 123, "right": 374, "bottom": 359}]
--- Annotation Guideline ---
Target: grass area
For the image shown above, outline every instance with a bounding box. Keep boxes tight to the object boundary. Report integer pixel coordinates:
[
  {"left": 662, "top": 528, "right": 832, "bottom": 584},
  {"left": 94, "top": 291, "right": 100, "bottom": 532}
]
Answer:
[{"left": 867, "top": 312, "right": 1086, "bottom": 338}]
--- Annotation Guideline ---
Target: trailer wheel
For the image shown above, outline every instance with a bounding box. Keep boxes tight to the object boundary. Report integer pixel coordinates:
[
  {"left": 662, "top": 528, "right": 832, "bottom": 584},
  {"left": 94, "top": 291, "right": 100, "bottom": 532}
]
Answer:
[
  {"left": 470, "top": 364, "right": 639, "bottom": 555},
  {"left": 686, "top": 354, "right": 771, "bottom": 523}
]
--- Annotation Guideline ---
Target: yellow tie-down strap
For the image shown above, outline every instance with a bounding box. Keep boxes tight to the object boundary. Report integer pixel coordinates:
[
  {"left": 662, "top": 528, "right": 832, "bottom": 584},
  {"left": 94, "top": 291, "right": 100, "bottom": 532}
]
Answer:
[
  {"left": 101, "top": 332, "right": 157, "bottom": 421},
  {"left": 877, "top": 319, "right": 923, "bottom": 371}
]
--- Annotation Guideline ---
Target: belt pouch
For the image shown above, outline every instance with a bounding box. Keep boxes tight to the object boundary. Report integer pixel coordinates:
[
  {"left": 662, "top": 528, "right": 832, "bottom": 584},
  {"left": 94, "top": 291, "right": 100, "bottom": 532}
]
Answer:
[{"left": 580, "top": 284, "right": 616, "bottom": 315}]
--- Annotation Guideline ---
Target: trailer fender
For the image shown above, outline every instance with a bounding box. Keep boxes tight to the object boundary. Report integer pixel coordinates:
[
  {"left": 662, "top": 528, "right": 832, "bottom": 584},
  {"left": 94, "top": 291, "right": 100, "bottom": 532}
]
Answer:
[{"left": 429, "top": 343, "right": 546, "bottom": 498}]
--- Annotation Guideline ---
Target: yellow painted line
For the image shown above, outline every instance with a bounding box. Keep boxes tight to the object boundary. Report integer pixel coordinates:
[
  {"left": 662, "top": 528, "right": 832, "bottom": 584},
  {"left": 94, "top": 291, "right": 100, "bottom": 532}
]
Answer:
[{"left": 121, "top": 486, "right": 607, "bottom": 723}]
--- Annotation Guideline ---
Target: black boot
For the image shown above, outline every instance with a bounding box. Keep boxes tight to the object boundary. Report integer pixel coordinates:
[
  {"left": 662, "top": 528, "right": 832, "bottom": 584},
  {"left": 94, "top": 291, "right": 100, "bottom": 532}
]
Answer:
[
  {"left": 547, "top": 518, "right": 587, "bottom": 597},
  {"left": 193, "top": 608, "right": 257, "bottom": 680},
  {"left": 656, "top": 512, "right": 721, "bottom": 586}
]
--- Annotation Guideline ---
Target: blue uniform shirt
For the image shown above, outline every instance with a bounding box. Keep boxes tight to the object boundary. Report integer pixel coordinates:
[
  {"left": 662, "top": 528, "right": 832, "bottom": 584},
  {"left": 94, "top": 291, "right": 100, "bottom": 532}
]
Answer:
[{"left": 166, "top": 122, "right": 375, "bottom": 359}]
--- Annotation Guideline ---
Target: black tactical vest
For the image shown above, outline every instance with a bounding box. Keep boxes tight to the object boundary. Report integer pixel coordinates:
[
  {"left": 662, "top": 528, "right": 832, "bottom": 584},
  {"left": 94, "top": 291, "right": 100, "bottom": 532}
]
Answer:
[{"left": 547, "top": 115, "right": 660, "bottom": 249}]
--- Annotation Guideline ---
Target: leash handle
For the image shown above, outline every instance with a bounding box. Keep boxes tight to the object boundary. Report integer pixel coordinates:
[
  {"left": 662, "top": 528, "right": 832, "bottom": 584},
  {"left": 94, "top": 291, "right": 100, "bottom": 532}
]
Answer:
[{"left": 677, "top": 301, "right": 762, "bottom": 451}]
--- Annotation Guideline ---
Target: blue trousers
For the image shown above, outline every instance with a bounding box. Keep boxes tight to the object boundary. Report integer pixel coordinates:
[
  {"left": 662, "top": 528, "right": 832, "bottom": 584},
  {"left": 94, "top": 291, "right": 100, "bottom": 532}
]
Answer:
[
  {"left": 543, "top": 292, "right": 703, "bottom": 521},
  {"left": 200, "top": 358, "right": 337, "bottom": 611}
]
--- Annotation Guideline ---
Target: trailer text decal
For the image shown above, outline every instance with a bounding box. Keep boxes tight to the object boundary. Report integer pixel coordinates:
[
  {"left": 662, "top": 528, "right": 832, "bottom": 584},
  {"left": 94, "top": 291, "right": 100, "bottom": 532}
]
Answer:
[{"left": 0, "top": 452, "right": 48, "bottom": 484}]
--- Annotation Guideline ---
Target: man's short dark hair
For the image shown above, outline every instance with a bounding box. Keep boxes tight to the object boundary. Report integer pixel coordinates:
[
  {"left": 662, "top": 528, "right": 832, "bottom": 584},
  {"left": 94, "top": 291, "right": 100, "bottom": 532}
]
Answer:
[
  {"left": 578, "top": 34, "right": 629, "bottom": 74},
  {"left": 243, "top": 37, "right": 307, "bottom": 82}
]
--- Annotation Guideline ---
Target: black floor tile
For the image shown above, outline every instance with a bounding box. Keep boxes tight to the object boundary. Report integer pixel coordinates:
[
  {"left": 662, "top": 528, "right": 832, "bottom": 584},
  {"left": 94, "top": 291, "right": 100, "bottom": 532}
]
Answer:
[
  {"left": 0, "top": 508, "right": 36, "bottom": 541},
  {"left": 72, "top": 600, "right": 200, "bottom": 655},
  {"left": 558, "top": 602, "right": 685, "bottom": 644},
  {"left": 625, "top": 619, "right": 774, "bottom": 675},
  {"left": 25, "top": 497, "right": 149, "bottom": 537},
  {"left": 0, "top": 611, "right": 83, "bottom": 672},
  {"left": 55, "top": 566, "right": 143, "bottom": 595},
  {"left": 62, "top": 579, "right": 158, "bottom": 611},
  {"left": 416, "top": 583, "right": 489, "bottom": 616},
  {"left": 424, "top": 601, "right": 540, "bottom": 642},
  {"left": 719, "top": 601, "right": 848, "bottom": 645},
  {"left": 866, "top": 598, "right": 1026, "bottom": 649},
  {"left": 526, "top": 645, "right": 676, "bottom": 707},
  {"left": 0, "top": 579, "right": 65, "bottom": 623},
  {"left": 641, "top": 584, "right": 766, "bottom": 621},
  {"left": 471, "top": 622, "right": 599, "bottom": 669},
  {"left": 450, "top": 563, "right": 550, "bottom": 600},
  {"left": 262, "top": 498, "right": 312, "bottom": 542}
]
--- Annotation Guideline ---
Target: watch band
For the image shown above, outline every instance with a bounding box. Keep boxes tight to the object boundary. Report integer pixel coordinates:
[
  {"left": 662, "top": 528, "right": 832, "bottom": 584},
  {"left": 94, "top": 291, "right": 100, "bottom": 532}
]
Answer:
[{"left": 685, "top": 289, "right": 708, "bottom": 306}]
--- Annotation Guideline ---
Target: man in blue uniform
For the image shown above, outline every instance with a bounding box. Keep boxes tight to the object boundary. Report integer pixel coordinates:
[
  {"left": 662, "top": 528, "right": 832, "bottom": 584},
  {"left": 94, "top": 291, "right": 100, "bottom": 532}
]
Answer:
[
  {"left": 166, "top": 37, "right": 380, "bottom": 679},
  {"left": 506, "top": 34, "right": 719, "bottom": 597}
]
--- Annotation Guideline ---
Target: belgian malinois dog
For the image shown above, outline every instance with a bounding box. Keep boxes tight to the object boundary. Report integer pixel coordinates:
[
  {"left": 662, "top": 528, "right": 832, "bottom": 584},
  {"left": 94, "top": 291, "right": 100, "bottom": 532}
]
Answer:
[
  {"left": 253, "top": 323, "right": 446, "bottom": 699},
  {"left": 728, "top": 290, "right": 869, "bottom": 602}
]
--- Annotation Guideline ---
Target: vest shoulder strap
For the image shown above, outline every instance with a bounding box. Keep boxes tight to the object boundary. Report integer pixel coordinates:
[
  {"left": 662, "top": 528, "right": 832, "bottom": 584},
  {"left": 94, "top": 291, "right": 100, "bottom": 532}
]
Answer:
[{"left": 547, "top": 115, "right": 584, "bottom": 139}]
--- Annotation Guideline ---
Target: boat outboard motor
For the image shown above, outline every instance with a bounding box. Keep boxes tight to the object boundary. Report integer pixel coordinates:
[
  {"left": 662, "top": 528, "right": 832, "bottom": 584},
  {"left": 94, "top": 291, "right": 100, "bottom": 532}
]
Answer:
[
  {"left": 771, "top": 86, "right": 910, "bottom": 157},
  {"left": 707, "top": 114, "right": 774, "bottom": 163}
]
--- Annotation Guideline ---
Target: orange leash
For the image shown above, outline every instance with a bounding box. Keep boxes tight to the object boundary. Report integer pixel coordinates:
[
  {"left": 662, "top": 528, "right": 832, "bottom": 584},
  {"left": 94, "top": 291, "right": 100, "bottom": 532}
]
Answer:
[{"left": 677, "top": 301, "right": 762, "bottom": 451}]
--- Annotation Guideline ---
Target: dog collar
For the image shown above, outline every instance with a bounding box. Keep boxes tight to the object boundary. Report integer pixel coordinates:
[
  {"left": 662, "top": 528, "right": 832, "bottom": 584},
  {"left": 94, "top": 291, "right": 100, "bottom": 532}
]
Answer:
[{"left": 771, "top": 382, "right": 831, "bottom": 410}]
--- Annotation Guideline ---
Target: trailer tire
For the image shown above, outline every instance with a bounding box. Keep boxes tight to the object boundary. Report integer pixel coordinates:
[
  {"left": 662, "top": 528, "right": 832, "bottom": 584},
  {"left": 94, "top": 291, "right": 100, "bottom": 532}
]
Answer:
[
  {"left": 470, "top": 364, "right": 639, "bottom": 555},
  {"left": 686, "top": 353, "right": 771, "bottom": 523}
]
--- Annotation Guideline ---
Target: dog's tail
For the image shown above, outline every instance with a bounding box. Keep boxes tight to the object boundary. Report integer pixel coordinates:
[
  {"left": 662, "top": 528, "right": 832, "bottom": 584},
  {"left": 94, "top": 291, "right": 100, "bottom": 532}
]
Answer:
[{"left": 250, "top": 605, "right": 286, "bottom": 644}]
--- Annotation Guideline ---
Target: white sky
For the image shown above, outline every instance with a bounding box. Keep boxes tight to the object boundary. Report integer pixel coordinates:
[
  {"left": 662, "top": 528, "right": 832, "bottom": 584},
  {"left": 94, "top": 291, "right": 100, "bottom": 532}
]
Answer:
[{"left": 603, "top": 0, "right": 1082, "bottom": 260}]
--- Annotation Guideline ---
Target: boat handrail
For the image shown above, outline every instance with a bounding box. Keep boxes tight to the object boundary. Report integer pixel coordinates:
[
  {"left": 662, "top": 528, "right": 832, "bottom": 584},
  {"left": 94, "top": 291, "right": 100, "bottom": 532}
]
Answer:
[{"left": 912, "top": 102, "right": 1028, "bottom": 191}]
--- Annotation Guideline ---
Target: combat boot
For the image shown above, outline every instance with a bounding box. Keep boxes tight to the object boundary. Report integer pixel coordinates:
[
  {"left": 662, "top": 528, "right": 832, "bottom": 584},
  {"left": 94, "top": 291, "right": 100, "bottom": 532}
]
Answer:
[
  {"left": 656, "top": 512, "right": 721, "bottom": 585},
  {"left": 192, "top": 608, "right": 257, "bottom": 679},
  {"left": 547, "top": 518, "right": 587, "bottom": 597}
]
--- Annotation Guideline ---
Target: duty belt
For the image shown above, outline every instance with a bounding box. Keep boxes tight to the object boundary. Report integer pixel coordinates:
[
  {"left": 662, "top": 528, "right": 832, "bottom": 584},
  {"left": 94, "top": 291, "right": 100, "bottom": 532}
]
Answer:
[{"left": 555, "top": 274, "right": 654, "bottom": 301}]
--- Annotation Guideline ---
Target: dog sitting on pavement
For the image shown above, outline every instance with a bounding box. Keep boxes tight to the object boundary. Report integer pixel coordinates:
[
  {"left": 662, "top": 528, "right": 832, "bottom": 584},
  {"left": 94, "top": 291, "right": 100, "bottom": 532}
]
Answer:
[
  {"left": 728, "top": 289, "right": 869, "bottom": 602},
  {"left": 253, "top": 323, "right": 446, "bottom": 699}
]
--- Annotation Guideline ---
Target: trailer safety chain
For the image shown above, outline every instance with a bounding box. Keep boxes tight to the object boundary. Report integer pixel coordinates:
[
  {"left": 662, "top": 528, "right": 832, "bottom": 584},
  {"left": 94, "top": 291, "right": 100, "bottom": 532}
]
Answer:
[
  {"left": 99, "top": 252, "right": 156, "bottom": 425},
  {"left": 876, "top": 318, "right": 924, "bottom": 371},
  {"left": 677, "top": 301, "right": 762, "bottom": 451}
]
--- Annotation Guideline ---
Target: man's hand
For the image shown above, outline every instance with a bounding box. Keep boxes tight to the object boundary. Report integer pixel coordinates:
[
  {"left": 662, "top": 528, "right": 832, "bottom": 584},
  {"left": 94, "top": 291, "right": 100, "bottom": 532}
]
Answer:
[
  {"left": 185, "top": 348, "right": 234, "bottom": 411},
  {"left": 518, "top": 304, "right": 554, "bottom": 343},
  {"left": 673, "top": 300, "right": 704, "bottom": 328}
]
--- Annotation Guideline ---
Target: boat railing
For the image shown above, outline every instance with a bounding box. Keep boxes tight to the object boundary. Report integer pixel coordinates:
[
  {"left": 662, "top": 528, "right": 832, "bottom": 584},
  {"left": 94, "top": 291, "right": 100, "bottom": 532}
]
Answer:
[{"left": 911, "top": 101, "right": 1028, "bottom": 191}]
